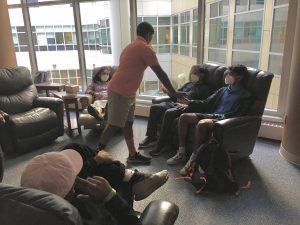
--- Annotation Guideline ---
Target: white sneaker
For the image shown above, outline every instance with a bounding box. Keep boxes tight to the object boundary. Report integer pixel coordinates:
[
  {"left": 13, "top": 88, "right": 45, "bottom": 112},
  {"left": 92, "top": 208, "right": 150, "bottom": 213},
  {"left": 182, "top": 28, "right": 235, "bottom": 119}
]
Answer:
[
  {"left": 132, "top": 170, "right": 169, "bottom": 201},
  {"left": 180, "top": 161, "right": 193, "bottom": 176},
  {"left": 166, "top": 152, "right": 186, "bottom": 165}
]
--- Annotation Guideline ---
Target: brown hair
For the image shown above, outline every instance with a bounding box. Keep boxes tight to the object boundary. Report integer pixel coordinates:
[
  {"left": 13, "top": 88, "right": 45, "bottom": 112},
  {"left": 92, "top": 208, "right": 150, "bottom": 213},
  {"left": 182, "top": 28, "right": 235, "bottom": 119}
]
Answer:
[
  {"left": 92, "top": 66, "right": 111, "bottom": 83},
  {"left": 189, "top": 65, "right": 209, "bottom": 81}
]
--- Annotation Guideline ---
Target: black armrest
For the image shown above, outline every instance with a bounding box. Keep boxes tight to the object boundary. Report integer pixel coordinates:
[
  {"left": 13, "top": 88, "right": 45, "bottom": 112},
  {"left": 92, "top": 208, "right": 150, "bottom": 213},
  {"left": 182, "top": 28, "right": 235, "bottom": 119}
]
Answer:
[
  {"left": 140, "top": 200, "right": 179, "bottom": 225},
  {"left": 152, "top": 96, "right": 172, "bottom": 104},
  {"left": 213, "top": 116, "right": 262, "bottom": 161},
  {"left": 0, "top": 184, "right": 82, "bottom": 225},
  {"left": 214, "top": 115, "right": 261, "bottom": 132},
  {"left": 33, "top": 97, "right": 64, "bottom": 135},
  {"left": 33, "top": 97, "right": 64, "bottom": 111}
]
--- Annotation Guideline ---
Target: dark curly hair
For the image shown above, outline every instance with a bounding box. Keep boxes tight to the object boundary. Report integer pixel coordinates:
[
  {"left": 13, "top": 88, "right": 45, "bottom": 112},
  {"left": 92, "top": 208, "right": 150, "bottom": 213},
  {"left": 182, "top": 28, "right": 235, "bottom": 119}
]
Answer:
[
  {"left": 228, "top": 64, "right": 249, "bottom": 78},
  {"left": 137, "top": 22, "right": 154, "bottom": 37},
  {"left": 190, "top": 65, "right": 209, "bottom": 81},
  {"left": 92, "top": 66, "right": 111, "bottom": 83}
]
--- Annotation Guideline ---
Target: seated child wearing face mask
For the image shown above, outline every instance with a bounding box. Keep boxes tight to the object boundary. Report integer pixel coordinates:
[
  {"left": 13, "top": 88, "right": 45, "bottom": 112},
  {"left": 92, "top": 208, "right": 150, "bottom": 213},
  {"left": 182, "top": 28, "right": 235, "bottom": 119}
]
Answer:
[
  {"left": 165, "top": 64, "right": 253, "bottom": 176},
  {"left": 85, "top": 66, "right": 111, "bottom": 121},
  {"left": 139, "top": 65, "right": 212, "bottom": 151}
]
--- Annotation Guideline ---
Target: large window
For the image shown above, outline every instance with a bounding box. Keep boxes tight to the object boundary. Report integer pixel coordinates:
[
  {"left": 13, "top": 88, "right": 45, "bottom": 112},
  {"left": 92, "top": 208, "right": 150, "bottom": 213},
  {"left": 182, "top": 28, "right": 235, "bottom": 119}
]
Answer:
[
  {"left": 8, "top": 8, "right": 31, "bottom": 69},
  {"left": 28, "top": 4, "right": 81, "bottom": 86},
  {"left": 136, "top": 0, "right": 198, "bottom": 96},
  {"left": 80, "top": 1, "right": 113, "bottom": 85},
  {"left": 208, "top": 0, "right": 228, "bottom": 64},
  {"left": 179, "top": 11, "right": 190, "bottom": 56},
  {"left": 205, "top": 0, "right": 289, "bottom": 114},
  {"left": 7, "top": 0, "right": 114, "bottom": 90},
  {"left": 267, "top": 1, "right": 289, "bottom": 110},
  {"left": 232, "top": 7, "right": 263, "bottom": 68},
  {"left": 171, "top": 15, "right": 178, "bottom": 54}
]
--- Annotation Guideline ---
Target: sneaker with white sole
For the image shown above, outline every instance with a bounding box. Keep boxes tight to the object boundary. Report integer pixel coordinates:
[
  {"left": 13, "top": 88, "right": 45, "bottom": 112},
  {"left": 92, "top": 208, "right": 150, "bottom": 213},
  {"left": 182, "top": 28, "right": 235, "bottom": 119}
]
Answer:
[
  {"left": 166, "top": 152, "right": 187, "bottom": 165},
  {"left": 180, "top": 162, "right": 193, "bottom": 176},
  {"left": 138, "top": 136, "right": 157, "bottom": 149},
  {"left": 180, "top": 153, "right": 197, "bottom": 176},
  {"left": 127, "top": 152, "right": 152, "bottom": 164},
  {"left": 87, "top": 105, "right": 104, "bottom": 121},
  {"left": 132, "top": 170, "right": 169, "bottom": 201}
]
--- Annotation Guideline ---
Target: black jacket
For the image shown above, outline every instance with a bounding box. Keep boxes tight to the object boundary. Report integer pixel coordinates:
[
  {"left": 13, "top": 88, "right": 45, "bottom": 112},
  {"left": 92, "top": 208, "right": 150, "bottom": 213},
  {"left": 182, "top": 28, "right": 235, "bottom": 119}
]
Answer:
[{"left": 62, "top": 143, "right": 140, "bottom": 225}]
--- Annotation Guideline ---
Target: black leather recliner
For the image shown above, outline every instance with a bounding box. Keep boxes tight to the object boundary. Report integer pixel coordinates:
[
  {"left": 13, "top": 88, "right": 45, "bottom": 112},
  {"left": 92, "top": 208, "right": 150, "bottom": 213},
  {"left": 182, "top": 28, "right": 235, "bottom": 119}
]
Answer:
[
  {"left": 0, "top": 67, "right": 64, "bottom": 155},
  {"left": 184, "top": 63, "right": 274, "bottom": 161}
]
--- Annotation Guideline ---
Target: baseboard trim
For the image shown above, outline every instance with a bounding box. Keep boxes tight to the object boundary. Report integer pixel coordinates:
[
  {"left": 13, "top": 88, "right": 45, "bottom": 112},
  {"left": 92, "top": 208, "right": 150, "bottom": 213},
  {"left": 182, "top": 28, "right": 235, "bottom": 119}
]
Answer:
[
  {"left": 279, "top": 144, "right": 300, "bottom": 166},
  {"left": 258, "top": 121, "right": 283, "bottom": 141}
]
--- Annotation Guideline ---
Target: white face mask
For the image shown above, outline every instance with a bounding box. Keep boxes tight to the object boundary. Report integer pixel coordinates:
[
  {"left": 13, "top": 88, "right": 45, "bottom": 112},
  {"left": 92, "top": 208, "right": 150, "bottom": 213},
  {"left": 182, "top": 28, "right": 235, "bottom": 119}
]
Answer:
[
  {"left": 225, "top": 75, "right": 235, "bottom": 85},
  {"left": 191, "top": 74, "right": 200, "bottom": 83},
  {"left": 101, "top": 74, "right": 110, "bottom": 82}
]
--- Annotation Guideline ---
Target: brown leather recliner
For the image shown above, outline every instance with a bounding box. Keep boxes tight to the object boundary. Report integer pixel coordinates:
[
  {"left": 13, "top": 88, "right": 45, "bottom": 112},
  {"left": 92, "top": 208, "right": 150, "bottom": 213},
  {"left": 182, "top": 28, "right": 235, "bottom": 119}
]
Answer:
[
  {"left": 0, "top": 67, "right": 64, "bottom": 155},
  {"left": 182, "top": 63, "right": 274, "bottom": 161}
]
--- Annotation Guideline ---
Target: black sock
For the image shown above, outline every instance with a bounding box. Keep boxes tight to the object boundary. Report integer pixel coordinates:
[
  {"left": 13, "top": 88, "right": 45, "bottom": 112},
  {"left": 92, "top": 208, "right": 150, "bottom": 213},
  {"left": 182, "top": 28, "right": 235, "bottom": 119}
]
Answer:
[
  {"left": 129, "top": 169, "right": 150, "bottom": 186},
  {"left": 97, "top": 143, "right": 107, "bottom": 151}
]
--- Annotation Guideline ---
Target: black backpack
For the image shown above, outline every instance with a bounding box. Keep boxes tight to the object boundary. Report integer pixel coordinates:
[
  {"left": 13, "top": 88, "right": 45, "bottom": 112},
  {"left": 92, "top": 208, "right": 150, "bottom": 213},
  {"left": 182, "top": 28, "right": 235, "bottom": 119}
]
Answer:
[{"left": 177, "top": 137, "right": 250, "bottom": 195}]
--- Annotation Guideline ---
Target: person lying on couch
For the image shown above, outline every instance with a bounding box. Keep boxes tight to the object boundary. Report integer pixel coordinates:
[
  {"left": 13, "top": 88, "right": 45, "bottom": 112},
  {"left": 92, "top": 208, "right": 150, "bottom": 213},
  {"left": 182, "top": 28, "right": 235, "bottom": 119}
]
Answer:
[
  {"left": 139, "top": 65, "right": 212, "bottom": 150},
  {"left": 166, "top": 64, "right": 253, "bottom": 175},
  {"left": 62, "top": 143, "right": 168, "bottom": 203},
  {"left": 21, "top": 147, "right": 168, "bottom": 225}
]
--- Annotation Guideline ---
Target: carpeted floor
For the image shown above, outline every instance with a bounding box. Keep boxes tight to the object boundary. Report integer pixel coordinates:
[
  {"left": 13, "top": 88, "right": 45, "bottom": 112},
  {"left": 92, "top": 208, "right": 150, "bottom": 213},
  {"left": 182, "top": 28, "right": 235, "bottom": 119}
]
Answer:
[{"left": 3, "top": 116, "right": 300, "bottom": 225}]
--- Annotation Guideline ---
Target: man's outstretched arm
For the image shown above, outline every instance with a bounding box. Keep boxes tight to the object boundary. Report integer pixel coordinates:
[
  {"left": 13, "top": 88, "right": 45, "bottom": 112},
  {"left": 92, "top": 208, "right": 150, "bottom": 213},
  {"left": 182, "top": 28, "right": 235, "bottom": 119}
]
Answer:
[{"left": 150, "top": 64, "right": 187, "bottom": 99}]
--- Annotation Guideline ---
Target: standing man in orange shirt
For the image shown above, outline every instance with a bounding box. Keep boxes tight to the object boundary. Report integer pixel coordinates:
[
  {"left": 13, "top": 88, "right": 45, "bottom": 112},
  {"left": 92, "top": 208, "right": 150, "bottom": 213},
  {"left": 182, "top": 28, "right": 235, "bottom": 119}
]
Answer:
[{"left": 97, "top": 22, "right": 186, "bottom": 164}]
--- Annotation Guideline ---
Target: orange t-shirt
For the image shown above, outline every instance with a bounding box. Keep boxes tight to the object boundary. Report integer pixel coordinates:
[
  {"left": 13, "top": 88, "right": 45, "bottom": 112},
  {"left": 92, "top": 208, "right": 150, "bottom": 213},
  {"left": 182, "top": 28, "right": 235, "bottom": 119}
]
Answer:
[{"left": 108, "top": 36, "right": 159, "bottom": 97}]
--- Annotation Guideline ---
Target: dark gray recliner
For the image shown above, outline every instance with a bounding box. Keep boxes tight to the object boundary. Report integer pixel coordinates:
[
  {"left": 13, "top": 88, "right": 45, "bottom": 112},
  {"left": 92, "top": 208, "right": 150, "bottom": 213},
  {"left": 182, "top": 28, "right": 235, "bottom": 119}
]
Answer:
[{"left": 0, "top": 67, "right": 64, "bottom": 155}]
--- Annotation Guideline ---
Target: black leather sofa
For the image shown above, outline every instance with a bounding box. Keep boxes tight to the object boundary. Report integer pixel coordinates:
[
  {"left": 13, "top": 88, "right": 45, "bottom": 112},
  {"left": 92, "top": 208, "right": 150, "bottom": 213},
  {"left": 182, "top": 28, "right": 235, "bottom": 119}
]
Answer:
[{"left": 0, "top": 67, "right": 64, "bottom": 155}]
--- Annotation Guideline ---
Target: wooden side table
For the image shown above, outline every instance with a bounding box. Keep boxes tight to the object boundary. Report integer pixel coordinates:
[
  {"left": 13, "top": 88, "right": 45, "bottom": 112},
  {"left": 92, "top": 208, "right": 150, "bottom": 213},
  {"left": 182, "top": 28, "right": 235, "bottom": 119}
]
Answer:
[
  {"left": 35, "top": 82, "right": 65, "bottom": 97},
  {"left": 53, "top": 91, "right": 87, "bottom": 136}
]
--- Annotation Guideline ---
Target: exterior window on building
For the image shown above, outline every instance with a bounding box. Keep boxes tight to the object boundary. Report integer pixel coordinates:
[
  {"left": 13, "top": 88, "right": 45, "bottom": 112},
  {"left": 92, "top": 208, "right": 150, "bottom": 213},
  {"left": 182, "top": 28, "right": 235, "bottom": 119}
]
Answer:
[
  {"left": 192, "top": 8, "right": 198, "bottom": 58},
  {"left": 80, "top": 1, "right": 113, "bottom": 84},
  {"left": 179, "top": 11, "right": 190, "bottom": 57},
  {"left": 157, "top": 16, "right": 171, "bottom": 54},
  {"left": 29, "top": 4, "right": 81, "bottom": 87},
  {"left": 207, "top": 0, "right": 228, "bottom": 64},
  {"left": 8, "top": 8, "right": 31, "bottom": 69},
  {"left": 171, "top": 15, "right": 178, "bottom": 54},
  {"left": 266, "top": 0, "right": 289, "bottom": 110},
  {"left": 232, "top": 5, "right": 263, "bottom": 68},
  {"left": 137, "top": 0, "right": 198, "bottom": 97}
]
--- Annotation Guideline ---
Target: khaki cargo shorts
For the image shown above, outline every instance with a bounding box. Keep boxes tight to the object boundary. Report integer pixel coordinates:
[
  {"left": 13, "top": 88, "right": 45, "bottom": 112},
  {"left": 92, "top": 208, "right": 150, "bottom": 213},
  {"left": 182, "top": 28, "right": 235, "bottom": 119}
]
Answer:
[{"left": 107, "top": 89, "right": 135, "bottom": 128}]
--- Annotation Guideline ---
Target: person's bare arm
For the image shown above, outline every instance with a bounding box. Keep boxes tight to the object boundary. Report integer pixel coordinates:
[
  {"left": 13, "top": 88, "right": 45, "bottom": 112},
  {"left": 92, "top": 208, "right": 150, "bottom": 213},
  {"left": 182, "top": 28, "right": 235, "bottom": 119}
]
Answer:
[{"left": 150, "top": 64, "right": 177, "bottom": 97}]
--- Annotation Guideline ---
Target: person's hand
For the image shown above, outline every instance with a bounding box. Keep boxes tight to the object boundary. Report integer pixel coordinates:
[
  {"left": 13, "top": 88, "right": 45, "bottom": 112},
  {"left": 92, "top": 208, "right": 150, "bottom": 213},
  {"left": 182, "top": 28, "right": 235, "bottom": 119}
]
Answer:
[
  {"left": 161, "top": 85, "right": 169, "bottom": 94},
  {"left": 0, "top": 111, "right": 6, "bottom": 124},
  {"left": 95, "top": 92, "right": 105, "bottom": 100},
  {"left": 172, "top": 91, "right": 187, "bottom": 99},
  {"left": 177, "top": 97, "right": 189, "bottom": 105},
  {"left": 176, "top": 103, "right": 188, "bottom": 111},
  {"left": 94, "top": 150, "right": 115, "bottom": 165},
  {"left": 75, "top": 176, "right": 112, "bottom": 202},
  {"left": 202, "top": 114, "right": 214, "bottom": 119}
]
